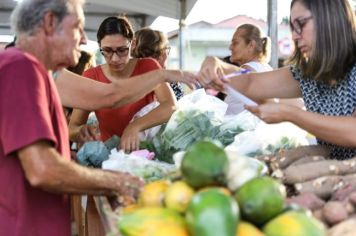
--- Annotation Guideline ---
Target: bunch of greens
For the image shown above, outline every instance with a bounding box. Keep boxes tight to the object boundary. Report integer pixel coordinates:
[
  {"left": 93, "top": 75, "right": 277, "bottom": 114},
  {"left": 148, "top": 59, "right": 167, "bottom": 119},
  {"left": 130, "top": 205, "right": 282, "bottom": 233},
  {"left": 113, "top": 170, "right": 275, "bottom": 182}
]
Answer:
[{"left": 140, "top": 109, "right": 247, "bottom": 163}]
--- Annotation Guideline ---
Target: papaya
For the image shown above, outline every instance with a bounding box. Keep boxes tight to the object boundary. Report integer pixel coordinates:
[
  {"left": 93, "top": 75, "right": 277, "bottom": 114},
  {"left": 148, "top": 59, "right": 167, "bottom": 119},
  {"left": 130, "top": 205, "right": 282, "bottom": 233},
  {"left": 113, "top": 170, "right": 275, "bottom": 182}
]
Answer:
[
  {"left": 138, "top": 180, "right": 170, "bottom": 207},
  {"left": 236, "top": 221, "right": 265, "bottom": 236},
  {"left": 234, "top": 176, "right": 286, "bottom": 226},
  {"left": 119, "top": 207, "right": 189, "bottom": 236},
  {"left": 121, "top": 204, "right": 140, "bottom": 214},
  {"left": 263, "top": 211, "right": 326, "bottom": 236},
  {"left": 181, "top": 140, "right": 228, "bottom": 189},
  {"left": 199, "top": 186, "right": 232, "bottom": 196},
  {"left": 164, "top": 180, "right": 195, "bottom": 213},
  {"left": 186, "top": 189, "right": 239, "bottom": 236}
]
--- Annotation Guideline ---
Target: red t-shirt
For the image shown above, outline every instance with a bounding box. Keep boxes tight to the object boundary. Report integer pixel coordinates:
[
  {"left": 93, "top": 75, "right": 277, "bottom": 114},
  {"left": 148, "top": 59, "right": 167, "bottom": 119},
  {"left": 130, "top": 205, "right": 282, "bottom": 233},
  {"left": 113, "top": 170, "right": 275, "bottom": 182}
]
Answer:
[
  {"left": 0, "top": 48, "right": 71, "bottom": 236},
  {"left": 83, "top": 58, "right": 161, "bottom": 141}
]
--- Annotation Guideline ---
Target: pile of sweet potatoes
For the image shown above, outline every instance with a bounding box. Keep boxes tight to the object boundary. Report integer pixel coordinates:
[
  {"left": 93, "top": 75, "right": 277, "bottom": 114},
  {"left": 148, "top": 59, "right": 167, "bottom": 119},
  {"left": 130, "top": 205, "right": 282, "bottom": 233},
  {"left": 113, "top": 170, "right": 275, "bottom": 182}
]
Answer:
[{"left": 258, "top": 145, "right": 356, "bottom": 235}]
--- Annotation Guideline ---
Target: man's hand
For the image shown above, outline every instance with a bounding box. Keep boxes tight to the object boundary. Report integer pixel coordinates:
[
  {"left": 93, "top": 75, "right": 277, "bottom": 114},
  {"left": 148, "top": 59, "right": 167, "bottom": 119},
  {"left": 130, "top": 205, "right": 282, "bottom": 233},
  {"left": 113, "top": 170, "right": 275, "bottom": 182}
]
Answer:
[{"left": 114, "top": 172, "right": 144, "bottom": 206}]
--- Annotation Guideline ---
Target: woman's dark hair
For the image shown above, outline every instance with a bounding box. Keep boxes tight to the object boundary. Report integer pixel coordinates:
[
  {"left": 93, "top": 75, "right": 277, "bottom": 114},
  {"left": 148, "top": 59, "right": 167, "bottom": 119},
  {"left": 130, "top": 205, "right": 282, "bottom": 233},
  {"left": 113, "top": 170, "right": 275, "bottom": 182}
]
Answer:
[
  {"left": 288, "top": 0, "right": 356, "bottom": 84},
  {"left": 96, "top": 16, "right": 134, "bottom": 46},
  {"left": 132, "top": 27, "right": 166, "bottom": 59},
  {"left": 67, "top": 50, "right": 93, "bottom": 75},
  {"left": 237, "top": 24, "right": 271, "bottom": 63}
]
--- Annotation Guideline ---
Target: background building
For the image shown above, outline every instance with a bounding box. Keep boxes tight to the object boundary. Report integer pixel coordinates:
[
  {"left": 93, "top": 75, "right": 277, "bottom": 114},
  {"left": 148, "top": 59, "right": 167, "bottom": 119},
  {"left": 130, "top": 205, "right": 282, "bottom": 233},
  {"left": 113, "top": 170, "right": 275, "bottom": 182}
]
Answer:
[{"left": 167, "top": 15, "right": 294, "bottom": 71}]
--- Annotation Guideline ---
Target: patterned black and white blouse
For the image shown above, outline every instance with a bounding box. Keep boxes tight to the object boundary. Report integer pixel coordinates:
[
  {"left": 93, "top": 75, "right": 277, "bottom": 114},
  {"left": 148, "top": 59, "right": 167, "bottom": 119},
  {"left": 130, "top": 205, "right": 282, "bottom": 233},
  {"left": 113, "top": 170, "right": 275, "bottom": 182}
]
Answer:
[
  {"left": 291, "top": 63, "right": 356, "bottom": 160},
  {"left": 169, "top": 82, "right": 184, "bottom": 100}
]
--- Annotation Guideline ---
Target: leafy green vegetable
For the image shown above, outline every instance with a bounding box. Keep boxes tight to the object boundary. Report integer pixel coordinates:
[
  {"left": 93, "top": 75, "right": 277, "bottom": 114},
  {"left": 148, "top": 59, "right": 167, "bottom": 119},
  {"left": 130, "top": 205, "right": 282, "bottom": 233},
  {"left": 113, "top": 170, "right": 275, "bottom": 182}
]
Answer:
[{"left": 140, "top": 109, "right": 246, "bottom": 163}]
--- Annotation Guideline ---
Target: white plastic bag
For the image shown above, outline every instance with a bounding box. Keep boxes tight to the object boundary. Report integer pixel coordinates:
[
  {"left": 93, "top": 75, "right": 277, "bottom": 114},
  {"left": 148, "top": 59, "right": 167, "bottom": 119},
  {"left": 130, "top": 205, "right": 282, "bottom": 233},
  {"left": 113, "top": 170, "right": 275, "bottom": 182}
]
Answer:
[
  {"left": 176, "top": 88, "right": 228, "bottom": 119},
  {"left": 131, "top": 101, "right": 161, "bottom": 140},
  {"left": 102, "top": 148, "right": 176, "bottom": 182},
  {"left": 225, "top": 150, "right": 268, "bottom": 191},
  {"left": 226, "top": 122, "right": 309, "bottom": 156}
]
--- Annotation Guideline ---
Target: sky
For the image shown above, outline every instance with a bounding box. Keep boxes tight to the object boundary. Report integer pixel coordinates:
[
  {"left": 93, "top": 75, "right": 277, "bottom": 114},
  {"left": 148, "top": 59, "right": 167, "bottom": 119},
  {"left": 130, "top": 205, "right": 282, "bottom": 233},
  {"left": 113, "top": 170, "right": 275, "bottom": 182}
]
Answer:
[{"left": 151, "top": 0, "right": 293, "bottom": 32}]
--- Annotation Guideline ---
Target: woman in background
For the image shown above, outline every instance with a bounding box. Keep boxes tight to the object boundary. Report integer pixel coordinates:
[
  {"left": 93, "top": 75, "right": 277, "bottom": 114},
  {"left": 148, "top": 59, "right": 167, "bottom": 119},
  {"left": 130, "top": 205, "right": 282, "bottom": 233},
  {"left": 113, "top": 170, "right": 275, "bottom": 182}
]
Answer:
[
  {"left": 132, "top": 27, "right": 184, "bottom": 100},
  {"left": 224, "top": 24, "right": 273, "bottom": 115}
]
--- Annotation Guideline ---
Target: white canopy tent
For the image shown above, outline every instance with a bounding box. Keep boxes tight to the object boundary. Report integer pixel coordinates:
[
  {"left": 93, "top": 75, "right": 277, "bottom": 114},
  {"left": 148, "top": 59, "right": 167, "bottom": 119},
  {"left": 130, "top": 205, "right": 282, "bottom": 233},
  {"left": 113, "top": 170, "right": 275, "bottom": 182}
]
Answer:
[
  {"left": 0, "top": 0, "right": 197, "bottom": 40},
  {"left": 1, "top": 0, "right": 198, "bottom": 68},
  {"left": 0, "top": 0, "right": 282, "bottom": 69}
]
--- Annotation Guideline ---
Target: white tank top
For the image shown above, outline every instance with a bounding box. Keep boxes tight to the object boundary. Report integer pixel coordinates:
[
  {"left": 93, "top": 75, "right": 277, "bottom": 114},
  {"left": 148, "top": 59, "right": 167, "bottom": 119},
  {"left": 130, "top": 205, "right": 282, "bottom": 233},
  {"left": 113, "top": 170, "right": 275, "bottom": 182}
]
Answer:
[{"left": 224, "top": 61, "right": 272, "bottom": 115}]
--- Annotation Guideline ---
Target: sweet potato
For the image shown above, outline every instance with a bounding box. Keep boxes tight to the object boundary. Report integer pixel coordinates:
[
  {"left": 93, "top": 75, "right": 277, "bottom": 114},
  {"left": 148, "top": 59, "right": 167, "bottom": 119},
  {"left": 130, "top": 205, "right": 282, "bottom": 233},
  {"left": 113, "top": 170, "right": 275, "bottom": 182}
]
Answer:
[
  {"left": 313, "top": 208, "right": 327, "bottom": 225},
  {"left": 322, "top": 201, "right": 349, "bottom": 226},
  {"left": 349, "top": 192, "right": 356, "bottom": 205},
  {"left": 268, "top": 145, "right": 330, "bottom": 170},
  {"left": 344, "top": 201, "right": 355, "bottom": 215},
  {"left": 286, "top": 192, "right": 325, "bottom": 211},
  {"left": 327, "top": 217, "right": 356, "bottom": 236},
  {"left": 283, "top": 158, "right": 356, "bottom": 184},
  {"left": 331, "top": 184, "right": 356, "bottom": 201}
]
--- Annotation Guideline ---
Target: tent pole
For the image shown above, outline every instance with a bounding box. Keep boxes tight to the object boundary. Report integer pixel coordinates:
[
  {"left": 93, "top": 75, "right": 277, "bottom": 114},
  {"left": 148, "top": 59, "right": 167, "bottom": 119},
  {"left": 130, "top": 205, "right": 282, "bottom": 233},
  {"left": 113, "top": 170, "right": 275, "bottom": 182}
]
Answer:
[
  {"left": 267, "top": 0, "right": 278, "bottom": 68},
  {"left": 179, "top": 0, "right": 186, "bottom": 69}
]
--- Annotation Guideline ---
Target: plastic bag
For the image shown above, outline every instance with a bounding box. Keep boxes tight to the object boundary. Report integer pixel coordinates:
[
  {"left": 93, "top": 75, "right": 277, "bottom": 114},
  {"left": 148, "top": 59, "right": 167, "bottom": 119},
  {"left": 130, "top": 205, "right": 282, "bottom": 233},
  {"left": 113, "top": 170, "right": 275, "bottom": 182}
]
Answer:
[
  {"left": 150, "top": 89, "right": 227, "bottom": 162},
  {"left": 225, "top": 122, "right": 309, "bottom": 156},
  {"left": 216, "top": 110, "right": 261, "bottom": 146},
  {"left": 177, "top": 88, "right": 228, "bottom": 119},
  {"left": 225, "top": 150, "right": 268, "bottom": 191},
  {"left": 76, "top": 135, "right": 120, "bottom": 167},
  {"left": 102, "top": 148, "right": 176, "bottom": 182},
  {"left": 131, "top": 101, "right": 161, "bottom": 141}
]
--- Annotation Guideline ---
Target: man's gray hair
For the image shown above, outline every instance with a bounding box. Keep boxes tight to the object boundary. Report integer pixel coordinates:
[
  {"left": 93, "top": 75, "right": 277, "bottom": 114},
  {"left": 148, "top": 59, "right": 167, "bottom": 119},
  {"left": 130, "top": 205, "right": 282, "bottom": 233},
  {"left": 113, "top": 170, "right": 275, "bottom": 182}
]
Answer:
[{"left": 10, "top": 0, "right": 82, "bottom": 36}]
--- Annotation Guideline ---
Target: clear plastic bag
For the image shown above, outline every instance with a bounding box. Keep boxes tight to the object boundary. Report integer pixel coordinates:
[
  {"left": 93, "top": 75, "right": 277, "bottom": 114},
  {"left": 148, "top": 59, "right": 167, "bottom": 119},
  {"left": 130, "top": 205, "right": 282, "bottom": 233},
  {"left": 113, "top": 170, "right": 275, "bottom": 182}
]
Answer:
[
  {"left": 225, "top": 122, "right": 309, "bottom": 156},
  {"left": 102, "top": 148, "right": 176, "bottom": 182},
  {"left": 131, "top": 101, "right": 161, "bottom": 140}
]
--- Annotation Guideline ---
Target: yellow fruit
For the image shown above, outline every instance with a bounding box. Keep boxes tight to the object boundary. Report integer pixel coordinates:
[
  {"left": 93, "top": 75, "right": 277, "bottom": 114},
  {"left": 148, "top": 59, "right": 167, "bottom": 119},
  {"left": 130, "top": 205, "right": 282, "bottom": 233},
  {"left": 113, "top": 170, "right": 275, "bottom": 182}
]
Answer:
[
  {"left": 154, "top": 222, "right": 190, "bottom": 236},
  {"left": 236, "top": 221, "right": 265, "bottom": 236},
  {"left": 119, "top": 207, "right": 189, "bottom": 236},
  {"left": 139, "top": 180, "right": 170, "bottom": 207},
  {"left": 199, "top": 186, "right": 232, "bottom": 196},
  {"left": 263, "top": 211, "right": 326, "bottom": 236},
  {"left": 121, "top": 204, "right": 140, "bottom": 214},
  {"left": 164, "top": 181, "right": 195, "bottom": 213}
]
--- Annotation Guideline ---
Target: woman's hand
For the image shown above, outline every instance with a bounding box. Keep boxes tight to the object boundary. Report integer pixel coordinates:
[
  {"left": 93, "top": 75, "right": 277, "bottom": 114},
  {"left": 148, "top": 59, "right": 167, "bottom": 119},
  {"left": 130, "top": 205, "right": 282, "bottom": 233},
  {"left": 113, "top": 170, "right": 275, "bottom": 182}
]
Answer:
[
  {"left": 120, "top": 123, "right": 140, "bottom": 153},
  {"left": 198, "top": 56, "right": 227, "bottom": 91},
  {"left": 245, "top": 102, "right": 298, "bottom": 124},
  {"left": 76, "top": 124, "right": 100, "bottom": 147}
]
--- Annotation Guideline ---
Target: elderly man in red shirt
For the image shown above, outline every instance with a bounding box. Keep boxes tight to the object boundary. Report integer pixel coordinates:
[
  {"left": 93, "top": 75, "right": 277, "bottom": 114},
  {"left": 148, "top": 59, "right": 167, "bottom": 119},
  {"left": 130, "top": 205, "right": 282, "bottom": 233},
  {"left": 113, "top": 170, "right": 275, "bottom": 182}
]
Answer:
[{"left": 0, "top": 1, "right": 144, "bottom": 235}]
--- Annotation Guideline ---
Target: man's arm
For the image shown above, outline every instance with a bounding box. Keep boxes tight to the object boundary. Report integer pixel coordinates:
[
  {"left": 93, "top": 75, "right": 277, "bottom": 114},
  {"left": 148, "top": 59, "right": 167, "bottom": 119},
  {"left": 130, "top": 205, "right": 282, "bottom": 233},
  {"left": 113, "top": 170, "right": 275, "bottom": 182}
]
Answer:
[
  {"left": 55, "top": 69, "right": 197, "bottom": 110},
  {"left": 18, "top": 140, "right": 143, "bottom": 199}
]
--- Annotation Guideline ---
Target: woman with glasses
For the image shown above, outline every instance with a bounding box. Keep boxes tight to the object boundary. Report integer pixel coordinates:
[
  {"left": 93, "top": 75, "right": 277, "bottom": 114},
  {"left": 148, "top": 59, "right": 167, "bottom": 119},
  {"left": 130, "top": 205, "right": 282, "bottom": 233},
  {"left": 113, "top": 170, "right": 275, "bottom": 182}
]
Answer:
[
  {"left": 198, "top": 0, "right": 356, "bottom": 160},
  {"left": 132, "top": 27, "right": 184, "bottom": 100},
  {"left": 69, "top": 16, "right": 177, "bottom": 152}
]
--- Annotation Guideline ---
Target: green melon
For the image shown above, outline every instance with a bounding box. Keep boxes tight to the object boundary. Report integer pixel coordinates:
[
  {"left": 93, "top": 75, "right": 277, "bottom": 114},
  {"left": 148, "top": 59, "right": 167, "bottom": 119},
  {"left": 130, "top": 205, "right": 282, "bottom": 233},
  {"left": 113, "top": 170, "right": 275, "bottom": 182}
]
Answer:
[{"left": 181, "top": 140, "right": 228, "bottom": 189}]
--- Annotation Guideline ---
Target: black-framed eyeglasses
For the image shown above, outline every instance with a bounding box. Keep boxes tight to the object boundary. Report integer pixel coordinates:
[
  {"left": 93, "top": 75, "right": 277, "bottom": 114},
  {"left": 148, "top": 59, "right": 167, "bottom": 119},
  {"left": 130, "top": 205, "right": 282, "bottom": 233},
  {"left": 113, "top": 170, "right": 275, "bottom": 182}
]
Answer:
[
  {"left": 100, "top": 43, "right": 131, "bottom": 58},
  {"left": 290, "top": 16, "right": 313, "bottom": 35}
]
